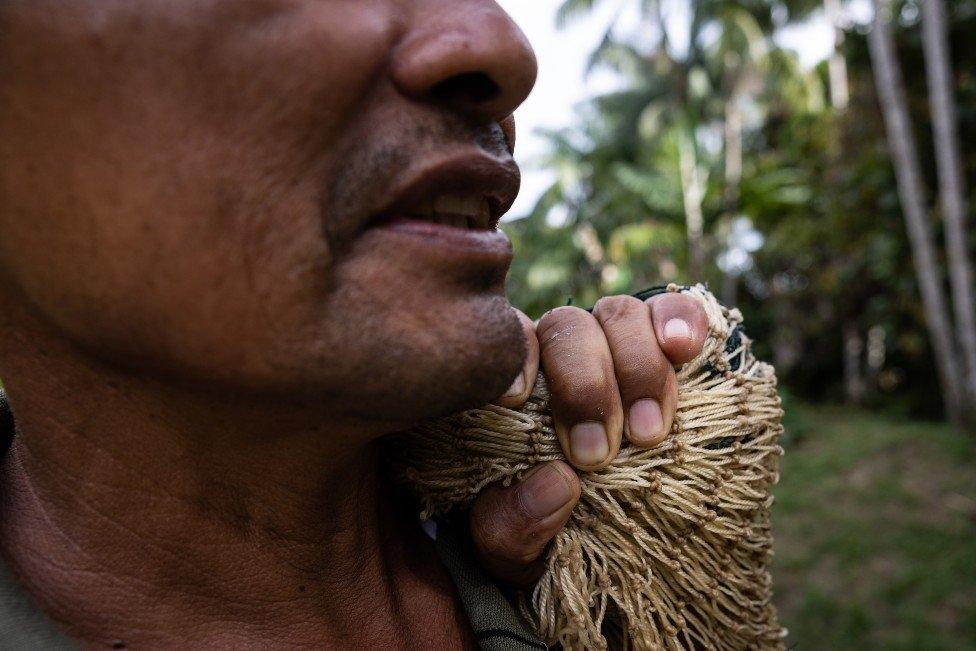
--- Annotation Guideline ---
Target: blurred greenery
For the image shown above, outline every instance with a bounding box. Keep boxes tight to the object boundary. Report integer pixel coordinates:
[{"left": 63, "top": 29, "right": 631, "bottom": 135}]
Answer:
[
  {"left": 774, "top": 402, "right": 976, "bottom": 647},
  {"left": 502, "top": 0, "right": 976, "bottom": 420},
  {"left": 502, "top": 4, "right": 976, "bottom": 642}
]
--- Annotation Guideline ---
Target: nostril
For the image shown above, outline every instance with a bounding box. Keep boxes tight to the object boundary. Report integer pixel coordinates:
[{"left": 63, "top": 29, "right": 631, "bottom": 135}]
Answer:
[{"left": 430, "top": 71, "right": 501, "bottom": 105}]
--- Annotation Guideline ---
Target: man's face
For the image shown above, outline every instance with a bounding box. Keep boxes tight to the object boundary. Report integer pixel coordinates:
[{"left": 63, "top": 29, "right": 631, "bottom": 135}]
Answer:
[{"left": 0, "top": 0, "right": 537, "bottom": 425}]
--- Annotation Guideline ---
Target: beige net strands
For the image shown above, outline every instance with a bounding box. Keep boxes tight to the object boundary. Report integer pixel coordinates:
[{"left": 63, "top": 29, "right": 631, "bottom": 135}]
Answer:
[{"left": 390, "top": 285, "right": 787, "bottom": 649}]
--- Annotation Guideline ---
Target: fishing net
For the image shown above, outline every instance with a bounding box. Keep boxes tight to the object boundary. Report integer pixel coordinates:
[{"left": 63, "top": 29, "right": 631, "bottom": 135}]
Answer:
[{"left": 388, "top": 285, "right": 787, "bottom": 649}]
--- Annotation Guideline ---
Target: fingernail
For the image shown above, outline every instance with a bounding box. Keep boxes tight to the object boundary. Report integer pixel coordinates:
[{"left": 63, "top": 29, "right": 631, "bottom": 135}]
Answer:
[
  {"left": 569, "top": 422, "right": 609, "bottom": 466},
  {"left": 664, "top": 318, "right": 692, "bottom": 341},
  {"left": 628, "top": 399, "right": 664, "bottom": 444},
  {"left": 503, "top": 371, "right": 526, "bottom": 398},
  {"left": 519, "top": 463, "right": 575, "bottom": 519}
]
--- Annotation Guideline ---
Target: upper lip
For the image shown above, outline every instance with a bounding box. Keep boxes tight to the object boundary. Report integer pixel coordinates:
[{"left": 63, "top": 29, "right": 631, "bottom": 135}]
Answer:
[{"left": 372, "top": 150, "right": 521, "bottom": 230}]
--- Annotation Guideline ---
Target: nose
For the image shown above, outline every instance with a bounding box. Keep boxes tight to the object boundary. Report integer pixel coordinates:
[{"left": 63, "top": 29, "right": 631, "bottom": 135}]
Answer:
[{"left": 391, "top": 4, "right": 538, "bottom": 124}]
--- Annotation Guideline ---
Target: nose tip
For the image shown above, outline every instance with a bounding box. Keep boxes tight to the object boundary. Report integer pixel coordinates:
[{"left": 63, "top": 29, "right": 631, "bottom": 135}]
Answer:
[{"left": 391, "top": 8, "right": 537, "bottom": 124}]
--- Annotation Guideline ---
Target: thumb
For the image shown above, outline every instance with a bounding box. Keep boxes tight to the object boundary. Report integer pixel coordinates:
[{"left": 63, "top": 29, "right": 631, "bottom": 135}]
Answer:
[{"left": 469, "top": 461, "right": 580, "bottom": 589}]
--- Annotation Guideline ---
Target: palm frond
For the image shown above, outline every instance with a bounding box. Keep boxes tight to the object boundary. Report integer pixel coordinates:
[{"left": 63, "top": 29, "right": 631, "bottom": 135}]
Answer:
[{"left": 555, "top": 0, "right": 602, "bottom": 29}]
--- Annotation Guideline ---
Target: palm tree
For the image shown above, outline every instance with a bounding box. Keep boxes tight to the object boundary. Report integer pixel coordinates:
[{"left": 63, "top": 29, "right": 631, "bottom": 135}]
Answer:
[
  {"left": 563, "top": 3, "right": 710, "bottom": 279},
  {"left": 709, "top": 4, "right": 769, "bottom": 304},
  {"left": 867, "top": 0, "right": 965, "bottom": 426},
  {"left": 823, "top": 0, "right": 850, "bottom": 110},
  {"left": 556, "top": 0, "right": 771, "bottom": 283},
  {"left": 920, "top": 0, "right": 976, "bottom": 414}
]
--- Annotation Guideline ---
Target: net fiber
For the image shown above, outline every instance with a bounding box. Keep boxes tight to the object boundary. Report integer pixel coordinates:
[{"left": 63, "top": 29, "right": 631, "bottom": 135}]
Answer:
[{"left": 390, "top": 285, "right": 787, "bottom": 649}]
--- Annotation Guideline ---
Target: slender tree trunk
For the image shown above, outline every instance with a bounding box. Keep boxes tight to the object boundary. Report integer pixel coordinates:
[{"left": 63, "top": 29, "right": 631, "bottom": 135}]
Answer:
[
  {"left": 723, "top": 96, "right": 742, "bottom": 209},
  {"left": 678, "top": 128, "right": 705, "bottom": 281},
  {"left": 868, "top": 0, "right": 965, "bottom": 426},
  {"left": 866, "top": 324, "right": 887, "bottom": 387},
  {"left": 824, "top": 0, "right": 850, "bottom": 110},
  {"left": 921, "top": 0, "right": 976, "bottom": 414},
  {"left": 722, "top": 55, "right": 744, "bottom": 307},
  {"left": 723, "top": 77, "right": 743, "bottom": 208},
  {"left": 844, "top": 322, "right": 867, "bottom": 403}
]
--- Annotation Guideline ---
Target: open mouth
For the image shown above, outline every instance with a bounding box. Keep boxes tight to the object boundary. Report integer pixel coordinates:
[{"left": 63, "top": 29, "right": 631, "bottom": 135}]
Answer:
[
  {"left": 369, "top": 150, "right": 519, "bottom": 234},
  {"left": 398, "top": 193, "right": 495, "bottom": 230}
]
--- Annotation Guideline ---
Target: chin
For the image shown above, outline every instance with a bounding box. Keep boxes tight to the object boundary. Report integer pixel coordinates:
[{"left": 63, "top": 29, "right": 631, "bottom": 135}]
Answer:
[
  {"left": 428, "top": 295, "right": 526, "bottom": 414},
  {"left": 329, "top": 292, "right": 526, "bottom": 427}
]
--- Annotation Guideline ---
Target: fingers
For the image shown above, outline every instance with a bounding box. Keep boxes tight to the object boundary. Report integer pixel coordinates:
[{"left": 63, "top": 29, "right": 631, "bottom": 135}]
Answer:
[
  {"left": 495, "top": 308, "right": 540, "bottom": 408},
  {"left": 509, "top": 291, "right": 708, "bottom": 470},
  {"left": 536, "top": 307, "right": 623, "bottom": 470},
  {"left": 469, "top": 461, "right": 580, "bottom": 589},
  {"left": 592, "top": 295, "right": 676, "bottom": 448},
  {"left": 647, "top": 292, "right": 709, "bottom": 366}
]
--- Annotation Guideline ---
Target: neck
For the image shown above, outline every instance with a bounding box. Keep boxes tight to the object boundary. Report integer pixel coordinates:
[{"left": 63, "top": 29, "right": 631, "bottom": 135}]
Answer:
[{"left": 0, "top": 309, "right": 473, "bottom": 648}]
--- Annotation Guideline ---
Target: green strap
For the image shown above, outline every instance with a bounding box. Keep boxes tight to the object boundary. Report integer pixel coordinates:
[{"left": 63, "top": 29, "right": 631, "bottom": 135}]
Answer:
[
  {"left": 0, "top": 562, "right": 75, "bottom": 650},
  {"left": 432, "top": 516, "right": 548, "bottom": 651}
]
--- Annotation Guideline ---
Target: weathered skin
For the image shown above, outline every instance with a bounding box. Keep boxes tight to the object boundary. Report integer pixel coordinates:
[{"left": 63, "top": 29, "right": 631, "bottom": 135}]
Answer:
[{"left": 0, "top": 1, "right": 708, "bottom": 647}]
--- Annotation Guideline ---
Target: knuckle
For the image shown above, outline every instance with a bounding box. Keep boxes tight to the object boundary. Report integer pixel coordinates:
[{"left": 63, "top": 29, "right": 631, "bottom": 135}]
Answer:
[
  {"left": 592, "top": 295, "right": 645, "bottom": 327},
  {"left": 611, "top": 328, "right": 654, "bottom": 357},
  {"left": 620, "top": 347, "right": 672, "bottom": 397},
  {"left": 564, "top": 369, "right": 616, "bottom": 410},
  {"left": 538, "top": 306, "right": 587, "bottom": 335},
  {"left": 472, "top": 517, "right": 545, "bottom": 566},
  {"left": 579, "top": 369, "right": 614, "bottom": 398},
  {"left": 471, "top": 514, "right": 515, "bottom": 559},
  {"left": 536, "top": 306, "right": 593, "bottom": 351},
  {"left": 627, "top": 366, "right": 670, "bottom": 401}
]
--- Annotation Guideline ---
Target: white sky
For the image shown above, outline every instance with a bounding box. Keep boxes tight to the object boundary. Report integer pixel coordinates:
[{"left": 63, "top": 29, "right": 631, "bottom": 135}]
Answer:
[{"left": 496, "top": 0, "right": 872, "bottom": 219}]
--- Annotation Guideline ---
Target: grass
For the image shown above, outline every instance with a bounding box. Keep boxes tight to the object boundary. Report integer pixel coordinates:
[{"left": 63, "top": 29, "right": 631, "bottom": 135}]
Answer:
[{"left": 772, "top": 402, "right": 976, "bottom": 649}]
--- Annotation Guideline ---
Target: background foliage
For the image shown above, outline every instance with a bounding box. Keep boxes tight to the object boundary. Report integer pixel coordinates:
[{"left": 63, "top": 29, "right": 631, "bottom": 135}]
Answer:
[
  {"left": 503, "top": 0, "right": 976, "bottom": 419},
  {"left": 502, "top": 2, "right": 976, "bottom": 644}
]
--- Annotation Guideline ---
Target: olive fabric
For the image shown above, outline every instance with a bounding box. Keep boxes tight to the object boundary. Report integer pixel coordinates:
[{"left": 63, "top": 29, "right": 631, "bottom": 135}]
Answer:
[
  {"left": 0, "top": 393, "right": 545, "bottom": 650},
  {"left": 0, "top": 558, "right": 74, "bottom": 650},
  {"left": 430, "top": 515, "right": 546, "bottom": 651}
]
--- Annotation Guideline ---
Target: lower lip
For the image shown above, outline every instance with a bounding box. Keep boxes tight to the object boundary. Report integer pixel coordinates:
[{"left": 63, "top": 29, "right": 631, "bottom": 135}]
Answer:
[{"left": 371, "top": 217, "right": 513, "bottom": 261}]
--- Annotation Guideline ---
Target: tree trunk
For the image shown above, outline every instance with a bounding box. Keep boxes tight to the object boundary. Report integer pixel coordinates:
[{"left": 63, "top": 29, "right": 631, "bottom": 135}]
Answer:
[
  {"left": 824, "top": 0, "right": 850, "bottom": 110},
  {"left": 723, "top": 72, "right": 743, "bottom": 209},
  {"left": 678, "top": 128, "right": 705, "bottom": 281},
  {"left": 867, "top": 0, "right": 965, "bottom": 426},
  {"left": 844, "top": 322, "right": 866, "bottom": 403},
  {"left": 921, "top": 0, "right": 976, "bottom": 414},
  {"left": 866, "top": 324, "right": 886, "bottom": 388},
  {"left": 722, "top": 55, "right": 744, "bottom": 307}
]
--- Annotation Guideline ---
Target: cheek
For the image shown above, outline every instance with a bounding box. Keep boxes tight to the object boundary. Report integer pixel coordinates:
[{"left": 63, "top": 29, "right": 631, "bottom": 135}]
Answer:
[
  {"left": 0, "top": 0, "right": 400, "bottom": 381},
  {"left": 191, "top": 1, "right": 398, "bottom": 155}
]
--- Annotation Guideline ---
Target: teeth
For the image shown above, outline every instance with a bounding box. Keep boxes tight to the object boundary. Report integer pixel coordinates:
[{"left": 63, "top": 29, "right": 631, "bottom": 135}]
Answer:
[
  {"left": 428, "top": 213, "right": 467, "bottom": 228},
  {"left": 433, "top": 194, "right": 481, "bottom": 217},
  {"left": 434, "top": 194, "right": 491, "bottom": 228},
  {"left": 407, "top": 193, "right": 492, "bottom": 228}
]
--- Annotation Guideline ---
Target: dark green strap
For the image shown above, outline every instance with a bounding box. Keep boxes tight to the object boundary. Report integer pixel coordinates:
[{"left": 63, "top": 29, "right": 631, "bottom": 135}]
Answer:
[
  {"left": 433, "top": 516, "right": 548, "bottom": 651},
  {"left": 0, "top": 561, "right": 75, "bottom": 650}
]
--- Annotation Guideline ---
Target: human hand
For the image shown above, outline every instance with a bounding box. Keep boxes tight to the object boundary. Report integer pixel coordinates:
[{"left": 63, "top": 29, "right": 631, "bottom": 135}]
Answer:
[{"left": 468, "top": 291, "right": 708, "bottom": 587}]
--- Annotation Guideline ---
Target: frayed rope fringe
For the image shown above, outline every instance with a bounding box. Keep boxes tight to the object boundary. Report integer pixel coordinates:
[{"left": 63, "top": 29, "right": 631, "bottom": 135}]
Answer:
[{"left": 387, "top": 285, "right": 787, "bottom": 649}]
